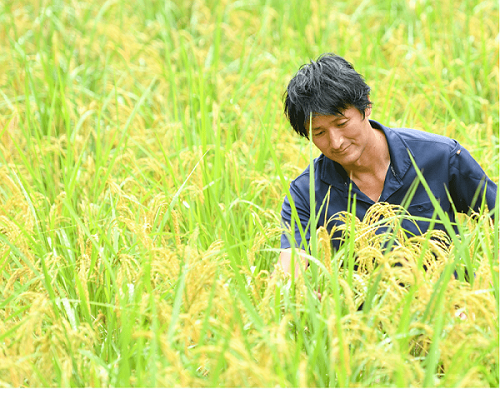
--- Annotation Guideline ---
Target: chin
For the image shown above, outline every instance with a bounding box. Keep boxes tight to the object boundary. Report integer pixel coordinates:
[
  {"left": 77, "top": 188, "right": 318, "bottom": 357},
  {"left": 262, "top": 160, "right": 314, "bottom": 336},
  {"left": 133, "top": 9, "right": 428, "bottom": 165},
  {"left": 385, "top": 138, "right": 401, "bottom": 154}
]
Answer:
[{"left": 336, "top": 154, "right": 361, "bottom": 168}]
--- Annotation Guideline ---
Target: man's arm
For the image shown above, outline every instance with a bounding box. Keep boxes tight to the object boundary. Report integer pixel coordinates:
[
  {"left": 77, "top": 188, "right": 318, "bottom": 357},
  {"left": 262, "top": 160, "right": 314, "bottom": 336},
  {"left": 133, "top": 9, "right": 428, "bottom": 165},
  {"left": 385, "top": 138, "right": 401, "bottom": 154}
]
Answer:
[
  {"left": 276, "top": 249, "right": 323, "bottom": 300},
  {"left": 449, "top": 142, "right": 497, "bottom": 215},
  {"left": 276, "top": 248, "right": 309, "bottom": 277}
]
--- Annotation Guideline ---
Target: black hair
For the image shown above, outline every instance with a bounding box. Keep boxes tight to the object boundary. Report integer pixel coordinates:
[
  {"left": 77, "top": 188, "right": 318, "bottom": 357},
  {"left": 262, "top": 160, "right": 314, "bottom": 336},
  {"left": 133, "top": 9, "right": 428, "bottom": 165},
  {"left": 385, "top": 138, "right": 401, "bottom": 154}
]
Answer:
[{"left": 283, "top": 53, "right": 372, "bottom": 138}]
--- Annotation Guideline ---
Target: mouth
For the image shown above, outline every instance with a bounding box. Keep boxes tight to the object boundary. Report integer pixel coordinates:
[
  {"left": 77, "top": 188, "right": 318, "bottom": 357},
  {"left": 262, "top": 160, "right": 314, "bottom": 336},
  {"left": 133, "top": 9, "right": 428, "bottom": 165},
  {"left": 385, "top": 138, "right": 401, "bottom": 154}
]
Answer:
[{"left": 335, "top": 145, "right": 350, "bottom": 154}]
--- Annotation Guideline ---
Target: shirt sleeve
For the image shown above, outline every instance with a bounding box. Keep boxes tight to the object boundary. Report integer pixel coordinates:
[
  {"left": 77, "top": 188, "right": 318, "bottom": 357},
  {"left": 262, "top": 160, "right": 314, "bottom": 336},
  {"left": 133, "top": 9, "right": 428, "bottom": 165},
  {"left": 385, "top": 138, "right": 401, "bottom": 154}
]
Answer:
[
  {"left": 280, "top": 181, "right": 311, "bottom": 251},
  {"left": 449, "top": 141, "right": 497, "bottom": 215}
]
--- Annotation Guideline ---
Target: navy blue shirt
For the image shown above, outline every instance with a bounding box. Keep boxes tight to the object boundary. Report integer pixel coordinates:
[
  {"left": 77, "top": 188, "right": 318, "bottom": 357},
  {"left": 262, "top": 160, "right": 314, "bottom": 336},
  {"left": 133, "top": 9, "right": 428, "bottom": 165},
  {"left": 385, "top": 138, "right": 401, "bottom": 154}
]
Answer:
[{"left": 280, "top": 120, "right": 497, "bottom": 250}]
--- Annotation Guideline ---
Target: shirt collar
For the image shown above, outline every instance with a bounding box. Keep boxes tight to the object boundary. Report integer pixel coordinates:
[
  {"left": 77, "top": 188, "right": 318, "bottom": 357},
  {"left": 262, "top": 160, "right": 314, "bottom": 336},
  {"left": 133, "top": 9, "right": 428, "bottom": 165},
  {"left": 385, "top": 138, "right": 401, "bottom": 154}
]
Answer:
[
  {"left": 320, "top": 119, "right": 414, "bottom": 186},
  {"left": 370, "top": 119, "right": 413, "bottom": 180}
]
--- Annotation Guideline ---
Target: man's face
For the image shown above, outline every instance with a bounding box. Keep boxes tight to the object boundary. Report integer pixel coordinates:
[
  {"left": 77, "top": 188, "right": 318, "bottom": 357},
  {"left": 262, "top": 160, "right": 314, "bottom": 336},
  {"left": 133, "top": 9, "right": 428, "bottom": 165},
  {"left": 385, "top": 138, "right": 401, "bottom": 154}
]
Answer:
[{"left": 306, "top": 106, "right": 373, "bottom": 169}]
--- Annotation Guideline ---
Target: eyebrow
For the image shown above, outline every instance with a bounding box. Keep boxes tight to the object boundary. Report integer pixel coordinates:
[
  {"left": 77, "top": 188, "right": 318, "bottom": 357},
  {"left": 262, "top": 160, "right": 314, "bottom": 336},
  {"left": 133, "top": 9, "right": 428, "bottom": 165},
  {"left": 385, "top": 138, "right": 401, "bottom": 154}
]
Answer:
[{"left": 310, "top": 116, "right": 347, "bottom": 131}]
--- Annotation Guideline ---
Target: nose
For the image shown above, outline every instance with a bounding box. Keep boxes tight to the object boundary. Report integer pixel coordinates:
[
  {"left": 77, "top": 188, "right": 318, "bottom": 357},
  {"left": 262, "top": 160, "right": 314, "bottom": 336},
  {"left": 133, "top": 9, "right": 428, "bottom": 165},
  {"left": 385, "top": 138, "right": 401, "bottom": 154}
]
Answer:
[{"left": 328, "top": 128, "right": 343, "bottom": 150}]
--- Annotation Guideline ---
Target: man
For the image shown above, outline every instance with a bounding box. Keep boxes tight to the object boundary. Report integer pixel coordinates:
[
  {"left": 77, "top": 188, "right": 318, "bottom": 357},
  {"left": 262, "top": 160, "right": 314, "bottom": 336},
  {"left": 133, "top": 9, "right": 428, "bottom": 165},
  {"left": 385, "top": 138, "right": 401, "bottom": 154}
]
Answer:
[{"left": 278, "top": 53, "right": 497, "bottom": 276}]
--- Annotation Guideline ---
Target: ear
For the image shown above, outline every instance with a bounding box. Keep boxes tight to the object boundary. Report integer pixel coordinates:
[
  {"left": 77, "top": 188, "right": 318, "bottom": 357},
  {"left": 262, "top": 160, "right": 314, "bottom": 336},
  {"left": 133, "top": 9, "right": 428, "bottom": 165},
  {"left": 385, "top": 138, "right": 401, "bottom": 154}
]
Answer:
[{"left": 364, "top": 96, "right": 372, "bottom": 118}]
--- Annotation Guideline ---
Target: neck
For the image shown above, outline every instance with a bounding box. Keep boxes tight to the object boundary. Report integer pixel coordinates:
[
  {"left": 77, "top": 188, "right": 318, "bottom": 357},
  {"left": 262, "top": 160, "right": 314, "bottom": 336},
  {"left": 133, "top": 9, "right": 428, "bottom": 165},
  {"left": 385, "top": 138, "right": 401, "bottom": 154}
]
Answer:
[{"left": 345, "top": 126, "right": 390, "bottom": 177}]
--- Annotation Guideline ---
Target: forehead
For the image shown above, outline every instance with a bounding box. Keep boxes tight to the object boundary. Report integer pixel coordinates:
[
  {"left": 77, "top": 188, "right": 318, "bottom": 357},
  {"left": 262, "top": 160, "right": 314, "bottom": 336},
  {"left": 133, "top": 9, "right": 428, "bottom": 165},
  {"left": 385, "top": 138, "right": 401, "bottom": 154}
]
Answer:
[{"left": 305, "top": 106, "right": 363, "bottom": 128}]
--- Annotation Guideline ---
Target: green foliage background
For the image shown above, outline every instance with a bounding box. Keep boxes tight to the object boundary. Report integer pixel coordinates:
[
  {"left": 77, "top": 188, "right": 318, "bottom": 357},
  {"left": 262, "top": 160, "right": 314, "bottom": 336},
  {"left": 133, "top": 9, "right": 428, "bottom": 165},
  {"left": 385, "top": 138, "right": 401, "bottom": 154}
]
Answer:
[{"left": 0, "top": 0, "right": 498, "bottom": 388}]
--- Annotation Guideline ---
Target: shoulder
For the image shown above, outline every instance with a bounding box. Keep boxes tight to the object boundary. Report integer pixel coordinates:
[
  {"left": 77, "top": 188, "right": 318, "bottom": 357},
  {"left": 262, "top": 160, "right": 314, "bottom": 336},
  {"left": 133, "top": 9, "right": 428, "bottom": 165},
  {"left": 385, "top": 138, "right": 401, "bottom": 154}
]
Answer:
[
  {"left": 290, "top": 155, "right": 324, "bottom": 182},
  {"left": 288, "top": 155, "right": 328, "bottom": 193},
  {"left": 371, "top": 120, "right": 459, "bottom": 154},
  {"left": 390, "top": 126, "right": 459, "bottom": 153},
  {"left": 371, "top": 120, "right": 462, "bottom": 175}
]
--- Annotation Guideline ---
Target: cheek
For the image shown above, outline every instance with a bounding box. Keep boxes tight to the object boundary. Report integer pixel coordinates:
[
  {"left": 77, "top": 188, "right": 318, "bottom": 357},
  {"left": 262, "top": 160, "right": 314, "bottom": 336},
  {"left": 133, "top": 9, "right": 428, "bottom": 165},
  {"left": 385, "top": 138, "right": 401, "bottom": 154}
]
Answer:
[{"left": 312, "top": 139, "right": 326, "bottom": 150}]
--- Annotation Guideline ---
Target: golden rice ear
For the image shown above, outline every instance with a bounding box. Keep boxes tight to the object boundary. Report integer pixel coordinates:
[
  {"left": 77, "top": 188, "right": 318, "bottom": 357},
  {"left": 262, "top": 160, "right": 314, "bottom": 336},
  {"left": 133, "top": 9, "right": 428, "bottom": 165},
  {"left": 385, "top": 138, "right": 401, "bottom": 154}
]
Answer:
[{"left": 317, "top": 225, "right": 332, "bottom": 272}]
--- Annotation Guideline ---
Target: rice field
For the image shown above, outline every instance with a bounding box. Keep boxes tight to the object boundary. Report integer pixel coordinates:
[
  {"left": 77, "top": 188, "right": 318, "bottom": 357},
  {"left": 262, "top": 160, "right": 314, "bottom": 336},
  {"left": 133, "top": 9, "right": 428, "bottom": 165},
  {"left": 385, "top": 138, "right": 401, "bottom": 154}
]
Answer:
[{"left": 0, "top": 0, "right": 498, "bottom": 388}]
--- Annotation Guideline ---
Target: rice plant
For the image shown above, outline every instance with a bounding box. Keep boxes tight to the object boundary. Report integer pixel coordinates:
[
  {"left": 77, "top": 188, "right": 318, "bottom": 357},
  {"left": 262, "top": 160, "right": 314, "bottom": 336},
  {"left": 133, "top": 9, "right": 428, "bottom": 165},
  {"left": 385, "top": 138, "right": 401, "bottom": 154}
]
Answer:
[{"left": 0, "top": 0, "right": 497, "bottom": 388}]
